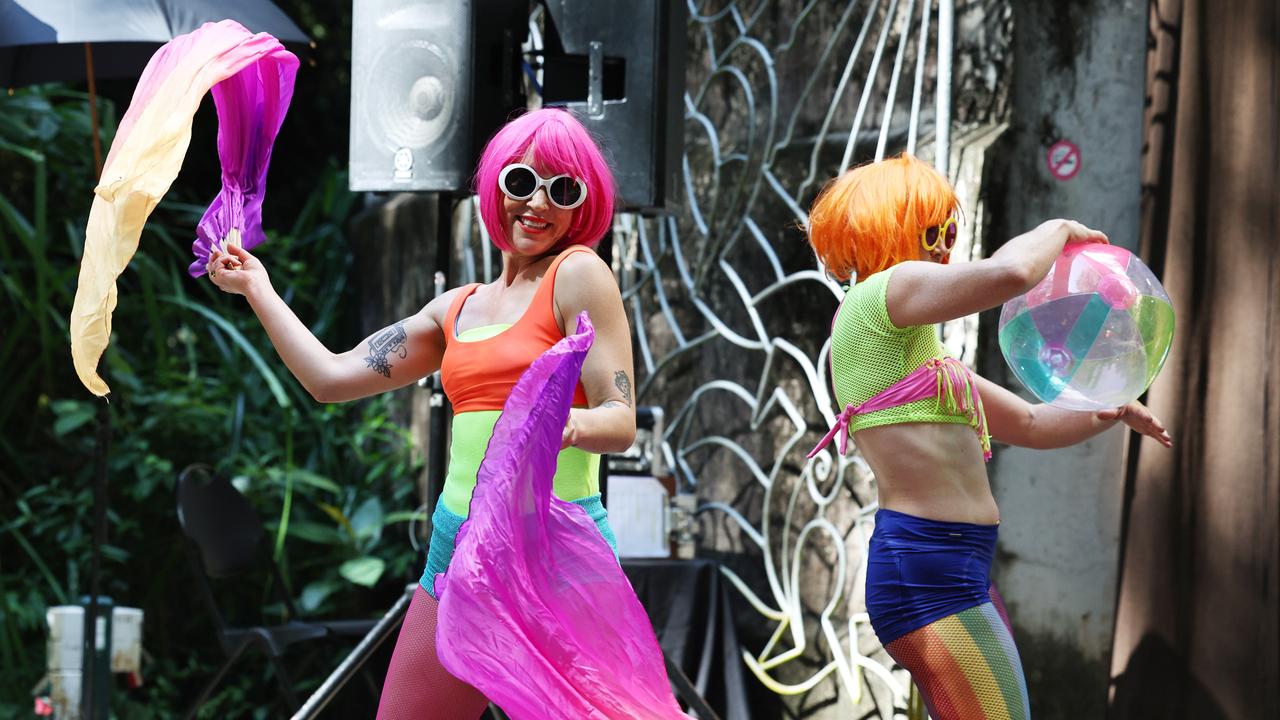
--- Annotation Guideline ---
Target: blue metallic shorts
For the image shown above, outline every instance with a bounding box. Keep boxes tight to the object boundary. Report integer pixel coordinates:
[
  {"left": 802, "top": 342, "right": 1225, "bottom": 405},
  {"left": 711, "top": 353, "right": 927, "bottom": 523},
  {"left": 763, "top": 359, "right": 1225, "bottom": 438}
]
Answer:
[
  {"left": 419, "top": 493, "right": 618, "bottom": 599},
  {"left": 865, "top": 508, "right": 999, "bottom": 645}
]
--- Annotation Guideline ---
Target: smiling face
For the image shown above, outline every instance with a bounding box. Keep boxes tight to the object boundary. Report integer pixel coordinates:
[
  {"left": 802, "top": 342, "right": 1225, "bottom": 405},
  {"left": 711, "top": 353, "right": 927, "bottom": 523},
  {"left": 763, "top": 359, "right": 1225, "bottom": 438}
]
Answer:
[
  {"left": 474, "top": 109, "right": 616, "bottom": 254},
  {"left": 500, "top": 151, "right": 577, "bottom": 257}
]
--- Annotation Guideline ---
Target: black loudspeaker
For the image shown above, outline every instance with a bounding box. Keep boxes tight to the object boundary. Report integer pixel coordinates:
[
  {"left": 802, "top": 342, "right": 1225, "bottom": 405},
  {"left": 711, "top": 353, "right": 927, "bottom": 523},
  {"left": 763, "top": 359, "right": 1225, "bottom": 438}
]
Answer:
[
  {"left": 540, "top": 0, "right": 687, "bottom": 212},
  {"left": 349, "top": 0, "right": 528, "bottom": 192}
]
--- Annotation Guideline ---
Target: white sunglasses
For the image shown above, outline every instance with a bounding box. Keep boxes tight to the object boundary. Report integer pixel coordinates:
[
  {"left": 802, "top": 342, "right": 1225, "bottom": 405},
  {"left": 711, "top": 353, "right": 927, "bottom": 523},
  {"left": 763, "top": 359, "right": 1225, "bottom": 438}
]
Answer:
[{"left": 497, "top": 163, "right": 588, "bottom": 210}]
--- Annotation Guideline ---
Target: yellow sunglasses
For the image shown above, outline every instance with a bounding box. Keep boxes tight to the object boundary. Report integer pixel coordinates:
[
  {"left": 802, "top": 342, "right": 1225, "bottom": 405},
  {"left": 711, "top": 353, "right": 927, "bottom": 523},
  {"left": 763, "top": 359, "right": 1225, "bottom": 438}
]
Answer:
[{"left": 921, "top": 216, "right": 958, "bottom": 255}]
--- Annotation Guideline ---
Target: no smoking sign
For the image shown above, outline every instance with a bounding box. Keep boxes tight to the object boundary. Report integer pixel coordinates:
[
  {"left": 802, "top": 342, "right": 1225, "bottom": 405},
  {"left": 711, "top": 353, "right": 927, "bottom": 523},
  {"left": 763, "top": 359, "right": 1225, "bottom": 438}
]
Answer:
[{"left": 1047, "top": 139, "right": 1081, "bottom": 181}]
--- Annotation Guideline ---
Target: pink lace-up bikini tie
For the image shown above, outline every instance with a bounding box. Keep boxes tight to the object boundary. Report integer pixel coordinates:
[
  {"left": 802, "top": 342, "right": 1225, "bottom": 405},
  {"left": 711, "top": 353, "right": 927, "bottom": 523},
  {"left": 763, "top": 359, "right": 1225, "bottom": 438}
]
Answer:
[{"left": 808, "top": 357, "right": 992, "bottom": 461}]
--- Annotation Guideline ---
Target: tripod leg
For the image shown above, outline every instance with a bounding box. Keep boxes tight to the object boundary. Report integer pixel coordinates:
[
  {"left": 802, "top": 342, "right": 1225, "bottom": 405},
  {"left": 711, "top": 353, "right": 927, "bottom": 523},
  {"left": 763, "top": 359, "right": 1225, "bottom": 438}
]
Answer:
[
  {"left": 663, "top": 650, "right": 722, "bottom": 720},
  {"left": 185, "top": 640, "right": 251, "bottom": 720},
  {"left": 269, "top": 651, "right": 302, "bottom": 710}
]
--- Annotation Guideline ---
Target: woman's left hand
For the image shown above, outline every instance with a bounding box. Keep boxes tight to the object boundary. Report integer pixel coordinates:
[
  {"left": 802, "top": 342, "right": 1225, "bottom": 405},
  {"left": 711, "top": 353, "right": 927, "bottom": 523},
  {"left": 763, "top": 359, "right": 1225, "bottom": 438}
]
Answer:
[
  {"left": 561, "top": 410, "right": 580, "bottom": 450},
  {"left": 1097, "top": 401, "right": 1173, "bottom": 448}
]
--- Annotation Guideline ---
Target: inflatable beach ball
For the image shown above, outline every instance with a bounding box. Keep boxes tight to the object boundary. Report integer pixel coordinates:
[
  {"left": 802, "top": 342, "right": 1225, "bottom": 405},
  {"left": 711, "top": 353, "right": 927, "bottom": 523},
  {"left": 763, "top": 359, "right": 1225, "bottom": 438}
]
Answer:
[{"left": 998, "top": 244, "right": 1175, "bottom": 411}]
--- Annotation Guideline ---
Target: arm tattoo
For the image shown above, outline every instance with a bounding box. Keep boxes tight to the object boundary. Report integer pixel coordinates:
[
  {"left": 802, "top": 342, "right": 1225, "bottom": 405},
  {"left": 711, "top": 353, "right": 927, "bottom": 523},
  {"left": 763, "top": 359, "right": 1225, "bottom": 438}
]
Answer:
[
  {"left": 363, "top": 321, "right": 408, "bottom": 378},
  {"left": 613, "top": 370, "right": 633, "bottom": 407}
]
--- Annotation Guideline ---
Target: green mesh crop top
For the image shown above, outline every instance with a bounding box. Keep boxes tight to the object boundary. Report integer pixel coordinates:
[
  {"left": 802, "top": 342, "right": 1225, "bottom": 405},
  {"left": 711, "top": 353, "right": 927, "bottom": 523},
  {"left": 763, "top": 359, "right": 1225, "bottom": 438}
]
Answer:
[{"left": 826, "top": 265, "right": 991, "bottom": 455}]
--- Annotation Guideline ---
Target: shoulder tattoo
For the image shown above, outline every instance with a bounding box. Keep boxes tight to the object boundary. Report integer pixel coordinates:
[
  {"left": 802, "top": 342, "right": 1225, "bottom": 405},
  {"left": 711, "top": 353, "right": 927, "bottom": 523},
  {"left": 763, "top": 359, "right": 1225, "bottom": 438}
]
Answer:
[
  {"left": 364, "top": 321, "right": 408, "bottom": 378},
  {"left": 613, "top": 370, "right": 633, "bottom": 407}
]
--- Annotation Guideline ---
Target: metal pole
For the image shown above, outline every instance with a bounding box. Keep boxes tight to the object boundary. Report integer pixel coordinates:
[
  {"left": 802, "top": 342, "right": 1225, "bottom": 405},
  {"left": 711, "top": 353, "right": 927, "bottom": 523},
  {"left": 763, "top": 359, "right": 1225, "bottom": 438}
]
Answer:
[
  {"left": 839, "top": 0, "right": 900, "bottom": 174},
  {"left": 906, "top": 0, "right": 933, "bottom": 155},
  {"left": 875, "top": 0, "right": 919, "bottom": 161},
  {"left": 907, "top": 682, "right": 927, "bottom": 719},
  {"left": 84, "top": 43, "right": 102, "bottom": 178},
  {"left": 290, "top": 585, "right": 416, "bottom": 720},
  {"left": 427, "top": 194, "right": 455, "bottom": 514},
  {"left": 82, "top": 402, "right": 110, "bottom": 720},
  {"left": 935, "top": 0, "right": 954, "bottom": 175}
]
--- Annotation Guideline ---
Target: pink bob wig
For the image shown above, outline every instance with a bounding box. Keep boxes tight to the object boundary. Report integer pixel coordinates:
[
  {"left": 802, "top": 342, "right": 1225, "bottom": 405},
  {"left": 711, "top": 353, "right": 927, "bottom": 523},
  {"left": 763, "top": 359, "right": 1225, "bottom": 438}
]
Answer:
[
  {"left": 807, "top": 153, "right": 959, "bottom": 282},
  {"left": 474, "top": 108, "right": 616, "bottom": 252}
]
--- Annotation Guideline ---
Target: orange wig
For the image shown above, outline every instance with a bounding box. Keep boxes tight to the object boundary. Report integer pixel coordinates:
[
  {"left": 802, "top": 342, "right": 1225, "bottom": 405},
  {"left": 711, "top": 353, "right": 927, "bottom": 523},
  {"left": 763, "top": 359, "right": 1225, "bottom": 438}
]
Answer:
[{"left": 807, "top": 153, "right": 959, "bottom": 282}]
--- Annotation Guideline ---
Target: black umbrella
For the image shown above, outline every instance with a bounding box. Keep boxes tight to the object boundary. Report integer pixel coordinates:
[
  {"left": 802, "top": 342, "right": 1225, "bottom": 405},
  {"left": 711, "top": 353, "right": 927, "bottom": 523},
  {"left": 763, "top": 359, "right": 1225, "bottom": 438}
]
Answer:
[
  {"left": 0, "top": 0, "right": 310, "bottom": 170},
  {"left": 0, "top": 0, "right": 309, "bottom": 85}
]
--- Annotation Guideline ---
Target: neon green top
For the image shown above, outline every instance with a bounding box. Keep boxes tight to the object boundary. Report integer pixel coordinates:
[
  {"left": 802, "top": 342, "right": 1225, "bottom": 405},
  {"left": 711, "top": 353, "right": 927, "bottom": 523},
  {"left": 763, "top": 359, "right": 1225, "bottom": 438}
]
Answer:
[
  {"left": 438, "top": 324, "right": 601, "bottom": 517},
  {"left": 831, "top": 266, "right": 978, "bottom": 434}
]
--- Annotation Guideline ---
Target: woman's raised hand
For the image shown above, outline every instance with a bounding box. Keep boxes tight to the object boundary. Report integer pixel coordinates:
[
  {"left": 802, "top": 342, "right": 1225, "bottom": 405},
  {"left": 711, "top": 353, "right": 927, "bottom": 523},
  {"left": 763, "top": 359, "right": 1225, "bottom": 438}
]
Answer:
[
  {"left": 206, "top": 242, "right": 269, "bottom": 297},
  {"left": 1056, "top": 219, "right": 1109, "bottom": 246}
]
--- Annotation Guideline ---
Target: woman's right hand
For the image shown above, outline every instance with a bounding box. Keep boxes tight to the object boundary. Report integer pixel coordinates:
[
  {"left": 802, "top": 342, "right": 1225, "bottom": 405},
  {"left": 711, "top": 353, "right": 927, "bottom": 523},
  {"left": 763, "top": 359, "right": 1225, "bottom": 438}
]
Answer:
[
  {"left": 206, "top": 243, "right": 269, "bottom": 297},
  {"left": 1052, "top": 218, "right": 1110, "bottom": 246},
  {"left": 1000, "top": 218, "right": 1110, "bottom": 289}
]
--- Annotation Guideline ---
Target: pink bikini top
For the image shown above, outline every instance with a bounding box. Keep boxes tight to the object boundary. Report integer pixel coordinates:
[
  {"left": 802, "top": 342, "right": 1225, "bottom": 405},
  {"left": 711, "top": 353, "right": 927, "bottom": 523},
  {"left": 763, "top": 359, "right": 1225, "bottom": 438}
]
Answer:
[{"left": 808, "top": 357, "right": 992, "bottom": 461}]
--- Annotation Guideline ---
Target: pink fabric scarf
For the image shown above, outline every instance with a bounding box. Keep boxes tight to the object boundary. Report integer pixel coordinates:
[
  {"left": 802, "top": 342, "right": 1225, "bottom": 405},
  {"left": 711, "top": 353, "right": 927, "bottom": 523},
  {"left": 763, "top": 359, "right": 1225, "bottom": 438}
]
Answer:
[{"left": 435, "top": 312, "right": 692, "bottom": 719}]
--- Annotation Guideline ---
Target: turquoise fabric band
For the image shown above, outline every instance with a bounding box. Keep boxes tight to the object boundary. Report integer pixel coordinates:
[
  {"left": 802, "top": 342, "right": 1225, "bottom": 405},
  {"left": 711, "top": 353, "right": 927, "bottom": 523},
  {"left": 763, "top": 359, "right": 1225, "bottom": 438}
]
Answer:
[{"left": 420, "top": 493, "right": 618, "bottom": 599}]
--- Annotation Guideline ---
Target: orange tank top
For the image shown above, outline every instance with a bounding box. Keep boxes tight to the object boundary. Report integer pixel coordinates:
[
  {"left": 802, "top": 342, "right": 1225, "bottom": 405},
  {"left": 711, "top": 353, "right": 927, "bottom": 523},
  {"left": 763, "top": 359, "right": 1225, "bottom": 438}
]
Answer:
[{"left": 440, "top": 246, "right": 591, "bottom": 413}]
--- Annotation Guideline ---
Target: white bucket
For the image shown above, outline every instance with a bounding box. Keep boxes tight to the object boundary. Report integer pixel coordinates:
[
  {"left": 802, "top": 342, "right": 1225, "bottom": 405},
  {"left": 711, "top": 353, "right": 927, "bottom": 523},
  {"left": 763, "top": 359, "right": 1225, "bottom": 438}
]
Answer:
[
  {"left": 48, "top": 670, "right": 82, "bottom": 720},
  {"left": 46, "top": 606, "right": 85, "bottom": 672},
  {"left": 110, "top": 607, "right": 144, "bottom": 673}
]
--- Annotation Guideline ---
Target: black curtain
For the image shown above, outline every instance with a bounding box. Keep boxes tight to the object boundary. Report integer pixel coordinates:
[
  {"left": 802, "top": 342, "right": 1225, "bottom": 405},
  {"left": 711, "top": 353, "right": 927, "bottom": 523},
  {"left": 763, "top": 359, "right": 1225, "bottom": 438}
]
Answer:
[{"left": 1109, "top": 0, "right": 1280, "bottom": 718}]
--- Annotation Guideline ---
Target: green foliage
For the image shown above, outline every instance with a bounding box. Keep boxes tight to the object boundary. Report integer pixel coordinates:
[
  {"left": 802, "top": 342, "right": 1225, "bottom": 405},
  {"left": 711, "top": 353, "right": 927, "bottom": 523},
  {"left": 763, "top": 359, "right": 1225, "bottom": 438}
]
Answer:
[{"left": 0, "top": 72, "right": 420, "bottom": 717}]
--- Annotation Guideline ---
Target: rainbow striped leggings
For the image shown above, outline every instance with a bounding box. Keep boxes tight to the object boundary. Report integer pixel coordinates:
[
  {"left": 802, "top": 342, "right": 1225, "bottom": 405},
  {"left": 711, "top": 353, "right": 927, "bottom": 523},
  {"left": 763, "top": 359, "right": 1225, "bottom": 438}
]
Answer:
[{"left": 868, "top": 509, "right": 1031, "bottom": 719}]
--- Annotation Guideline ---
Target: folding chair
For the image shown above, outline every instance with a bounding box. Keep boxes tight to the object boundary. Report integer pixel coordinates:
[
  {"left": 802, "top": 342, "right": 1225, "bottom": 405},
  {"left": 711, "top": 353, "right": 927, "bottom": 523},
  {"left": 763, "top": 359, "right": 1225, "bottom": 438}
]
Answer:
[{"left": 176, "top": 464, "right": 378, "bottom": 719}]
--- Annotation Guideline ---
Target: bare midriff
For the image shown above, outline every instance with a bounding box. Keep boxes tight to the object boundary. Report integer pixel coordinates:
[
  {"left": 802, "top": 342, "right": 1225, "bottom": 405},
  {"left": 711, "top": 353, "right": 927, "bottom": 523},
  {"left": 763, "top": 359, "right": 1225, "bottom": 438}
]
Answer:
[{"left": 854, "top": 421, "right": 1000, "bottom": 525}]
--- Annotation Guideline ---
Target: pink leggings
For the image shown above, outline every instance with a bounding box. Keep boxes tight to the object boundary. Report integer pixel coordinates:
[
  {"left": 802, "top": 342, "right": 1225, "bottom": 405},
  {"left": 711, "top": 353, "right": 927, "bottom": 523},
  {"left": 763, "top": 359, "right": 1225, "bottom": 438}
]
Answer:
[{"left": 376, "top": 585, "right": 490, "bottom": 720}]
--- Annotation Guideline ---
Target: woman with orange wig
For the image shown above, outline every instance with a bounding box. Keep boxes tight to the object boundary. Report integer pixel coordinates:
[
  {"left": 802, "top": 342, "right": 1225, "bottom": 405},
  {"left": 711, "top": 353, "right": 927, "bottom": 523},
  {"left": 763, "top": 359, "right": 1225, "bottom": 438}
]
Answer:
[{"left": 806, "top": 153, "right": 1171, "bottom": 719}]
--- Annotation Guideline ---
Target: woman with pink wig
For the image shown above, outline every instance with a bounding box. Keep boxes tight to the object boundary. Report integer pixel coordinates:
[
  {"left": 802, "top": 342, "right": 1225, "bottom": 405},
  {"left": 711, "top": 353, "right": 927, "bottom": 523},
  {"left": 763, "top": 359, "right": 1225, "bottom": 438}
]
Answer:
[{"left": 205, "top": 108, "right": 636, "bottom": 718}]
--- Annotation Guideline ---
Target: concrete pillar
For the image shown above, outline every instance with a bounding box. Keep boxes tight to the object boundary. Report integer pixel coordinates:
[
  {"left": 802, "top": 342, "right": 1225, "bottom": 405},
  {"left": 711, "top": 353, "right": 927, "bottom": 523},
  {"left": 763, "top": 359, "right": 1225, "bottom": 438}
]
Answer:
[{"left": 979, "top": 2, "right": 1147, "bottom": 718}]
